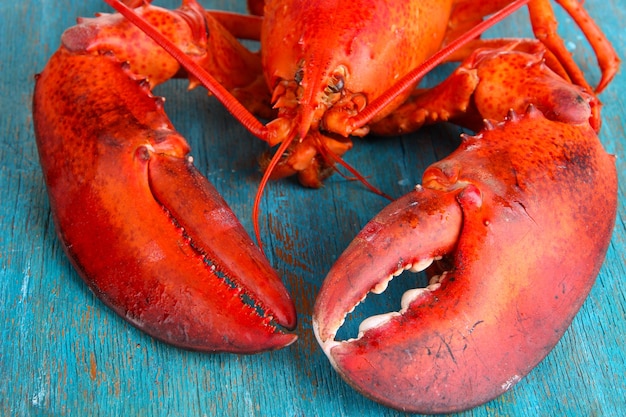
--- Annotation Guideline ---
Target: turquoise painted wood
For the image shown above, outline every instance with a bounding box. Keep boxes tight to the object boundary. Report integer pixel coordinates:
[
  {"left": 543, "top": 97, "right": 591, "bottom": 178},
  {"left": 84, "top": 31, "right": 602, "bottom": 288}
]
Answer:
[{"left": 1, "top": 0, "right": 625, "bottom": 415}]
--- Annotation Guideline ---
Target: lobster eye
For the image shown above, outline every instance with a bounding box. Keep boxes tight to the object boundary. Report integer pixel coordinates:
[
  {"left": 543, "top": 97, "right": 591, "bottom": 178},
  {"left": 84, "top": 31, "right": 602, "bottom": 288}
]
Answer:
[
  {"left": 328, "top": 75, "right": 344, "bottom": 93},
  {"left": 327, "top": 65, "right": 348, "bottom": 93},
  {"left": 294, "top": 67, "right": 304, "bottom": 84}
]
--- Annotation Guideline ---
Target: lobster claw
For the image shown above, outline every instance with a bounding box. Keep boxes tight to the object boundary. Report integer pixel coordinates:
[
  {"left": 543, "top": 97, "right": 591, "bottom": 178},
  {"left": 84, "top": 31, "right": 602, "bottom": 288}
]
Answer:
[
  {"left": 34, "top": 50, "right": 296, "bottom": 353},
  {"left": 313, "top": 107, "right": 617, "bottom": 412}
]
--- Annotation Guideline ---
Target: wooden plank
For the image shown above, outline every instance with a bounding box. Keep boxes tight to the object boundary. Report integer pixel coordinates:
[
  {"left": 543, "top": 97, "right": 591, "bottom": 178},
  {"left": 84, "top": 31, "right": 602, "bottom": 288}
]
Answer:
[{"left": 1, "top": 0, "right": 624, "bottom": 415}]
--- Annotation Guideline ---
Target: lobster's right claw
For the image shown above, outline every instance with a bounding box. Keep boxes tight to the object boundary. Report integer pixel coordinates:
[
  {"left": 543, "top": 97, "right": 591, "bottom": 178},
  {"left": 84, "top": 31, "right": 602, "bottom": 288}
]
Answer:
[
  {"left": 313, "top": 107, "right": 617, "bottom": 413},
  {"left": 34, "top": 50, "right": 297, "bottom": 354}
]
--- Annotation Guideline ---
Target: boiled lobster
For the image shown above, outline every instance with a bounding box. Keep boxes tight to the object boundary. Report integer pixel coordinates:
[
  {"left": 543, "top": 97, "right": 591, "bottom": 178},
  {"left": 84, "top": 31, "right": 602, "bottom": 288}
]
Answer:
[{"left": 32, "top": 0, "right": 619, "bottom": 413}]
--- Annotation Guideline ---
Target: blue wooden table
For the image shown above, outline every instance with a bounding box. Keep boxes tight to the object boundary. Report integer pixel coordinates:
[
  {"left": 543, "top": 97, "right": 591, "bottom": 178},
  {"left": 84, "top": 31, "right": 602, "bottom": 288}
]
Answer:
[{"left": 1, "top": 0, "right": 624, "bottom": 415}]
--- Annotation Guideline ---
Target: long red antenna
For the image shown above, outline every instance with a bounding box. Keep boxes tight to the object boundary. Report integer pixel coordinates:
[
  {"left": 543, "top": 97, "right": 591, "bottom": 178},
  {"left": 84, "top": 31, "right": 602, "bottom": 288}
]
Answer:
[
  {"left": 252, "top": 129, "right": 300, "bottom": 253},
  {"left": 103, "top": 0, "right": 270, "bottom": 140}
]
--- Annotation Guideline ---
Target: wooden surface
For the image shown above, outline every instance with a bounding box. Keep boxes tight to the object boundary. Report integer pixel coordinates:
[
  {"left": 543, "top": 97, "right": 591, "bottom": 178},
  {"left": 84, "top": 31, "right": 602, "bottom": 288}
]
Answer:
[{"left": 1, "top": 0, "right": 625, "bottom": 415}]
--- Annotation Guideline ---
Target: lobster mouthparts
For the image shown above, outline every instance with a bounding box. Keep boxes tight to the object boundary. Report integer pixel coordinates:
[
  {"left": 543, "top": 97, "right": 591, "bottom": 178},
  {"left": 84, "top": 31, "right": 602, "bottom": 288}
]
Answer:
[
  {"left": 313, "top": 107, "right": 616, "bottom": 412},
  {"left": 33, "top": 50, "right": 296, "bottom": 353}
]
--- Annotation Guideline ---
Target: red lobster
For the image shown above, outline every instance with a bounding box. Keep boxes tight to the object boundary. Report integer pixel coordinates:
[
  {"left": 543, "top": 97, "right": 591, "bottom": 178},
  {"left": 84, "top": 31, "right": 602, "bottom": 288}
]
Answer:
[{"left": 32, "top": 0, "right": 619, "bottom": 413}]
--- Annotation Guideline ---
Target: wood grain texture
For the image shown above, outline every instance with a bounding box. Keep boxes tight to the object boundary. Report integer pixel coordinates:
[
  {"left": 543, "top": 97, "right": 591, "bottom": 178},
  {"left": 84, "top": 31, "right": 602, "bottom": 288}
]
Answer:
[{"left": 1, "top": 0, "right": 624, "bottom": 415}]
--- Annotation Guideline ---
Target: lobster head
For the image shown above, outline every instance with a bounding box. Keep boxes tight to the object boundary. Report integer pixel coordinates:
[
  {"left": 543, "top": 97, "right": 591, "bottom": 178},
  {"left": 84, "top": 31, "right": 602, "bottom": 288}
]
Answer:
[{"left": 258, "top": 0, "right": 454, "bottom": 186}]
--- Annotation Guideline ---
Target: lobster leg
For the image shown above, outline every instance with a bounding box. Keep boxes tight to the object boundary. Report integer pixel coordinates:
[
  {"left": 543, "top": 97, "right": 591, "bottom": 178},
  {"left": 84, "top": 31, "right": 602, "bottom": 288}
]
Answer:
[
  {"left": 370, "top": 41, "right": 601, "bottom": 135},
  {"left": 446, "top": 0, "right": 619, "bottom": 94},
  {"left": 313, "top": 48, "right": 617, "bottom": 413},
  {"left": 33, "top": 1, "right": 296, "bottom": 353},
  {"left": 528, "top": 0, "right": 620, "bottom": 93}
]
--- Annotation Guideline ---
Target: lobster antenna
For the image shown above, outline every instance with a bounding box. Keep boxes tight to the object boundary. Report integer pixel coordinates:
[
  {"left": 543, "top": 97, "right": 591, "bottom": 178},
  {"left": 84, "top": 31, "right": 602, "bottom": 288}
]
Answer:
[
  {"left": 102, "top": 0, "right": 270, "bottom": 140},
  {"left": 349, "top": 0, "right": 531, "bottom": 130},
  {"left": 316, "top": 142, "right": 394, "bottom": 201},
  {"left": 252, "top": 130, "right": 300, "bottom": 253}
]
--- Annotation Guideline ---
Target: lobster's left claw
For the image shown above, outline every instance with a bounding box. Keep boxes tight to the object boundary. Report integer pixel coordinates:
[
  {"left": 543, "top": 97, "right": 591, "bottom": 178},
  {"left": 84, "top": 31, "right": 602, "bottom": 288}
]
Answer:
[{"left": 313, "top": 107, "right": 617, "bottom": 413}]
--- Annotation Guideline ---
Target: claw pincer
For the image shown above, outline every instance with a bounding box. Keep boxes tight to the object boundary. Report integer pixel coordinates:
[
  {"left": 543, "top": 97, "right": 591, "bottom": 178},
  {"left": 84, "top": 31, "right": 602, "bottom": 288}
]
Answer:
[
  {"left": 314, "top": 106, "right": 617, "bottom": 412},
  {"left": 33, "top": 3, "right": 296, "bottom": 353}
]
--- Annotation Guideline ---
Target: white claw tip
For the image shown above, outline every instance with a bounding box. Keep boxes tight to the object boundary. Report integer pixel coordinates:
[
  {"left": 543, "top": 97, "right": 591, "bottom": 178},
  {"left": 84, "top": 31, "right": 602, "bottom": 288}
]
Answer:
[{"left": 312, "top": 319, "right": 341, "bottom": 367}]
